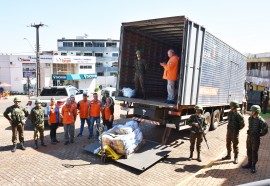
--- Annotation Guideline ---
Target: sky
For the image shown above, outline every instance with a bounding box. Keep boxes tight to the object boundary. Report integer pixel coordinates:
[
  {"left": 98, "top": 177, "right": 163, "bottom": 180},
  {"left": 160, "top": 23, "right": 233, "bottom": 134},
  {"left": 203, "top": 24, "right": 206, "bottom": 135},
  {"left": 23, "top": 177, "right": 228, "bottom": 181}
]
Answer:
[{"left": 0, "top": 0, "right": 269, "bottom": 54}]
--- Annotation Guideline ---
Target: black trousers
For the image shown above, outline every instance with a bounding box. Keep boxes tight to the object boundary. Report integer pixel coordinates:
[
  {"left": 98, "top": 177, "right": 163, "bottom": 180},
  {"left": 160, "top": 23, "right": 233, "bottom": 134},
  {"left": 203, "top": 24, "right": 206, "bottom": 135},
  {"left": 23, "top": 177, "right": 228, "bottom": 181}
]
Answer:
[
  {"left": 50, "top": 123, "right": 58, "bottom": 141},
  {"left": 104, "top": 120, "right": 113, "bottom": 130}
]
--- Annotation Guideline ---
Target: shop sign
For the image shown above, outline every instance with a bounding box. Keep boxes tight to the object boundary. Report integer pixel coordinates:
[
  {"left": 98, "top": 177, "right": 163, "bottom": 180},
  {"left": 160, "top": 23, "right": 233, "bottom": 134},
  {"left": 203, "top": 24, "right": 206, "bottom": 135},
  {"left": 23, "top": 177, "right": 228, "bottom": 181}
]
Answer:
[{"left": 52, "top": 74, "right": 67, "bottom": 80}]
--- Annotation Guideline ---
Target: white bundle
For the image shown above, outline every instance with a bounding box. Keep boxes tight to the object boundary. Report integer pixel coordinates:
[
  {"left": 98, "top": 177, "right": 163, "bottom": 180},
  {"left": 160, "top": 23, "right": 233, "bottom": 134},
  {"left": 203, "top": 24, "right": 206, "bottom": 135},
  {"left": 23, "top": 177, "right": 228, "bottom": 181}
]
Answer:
[{"left": 122, "top": 87, "right": 135, "bottom": 98}]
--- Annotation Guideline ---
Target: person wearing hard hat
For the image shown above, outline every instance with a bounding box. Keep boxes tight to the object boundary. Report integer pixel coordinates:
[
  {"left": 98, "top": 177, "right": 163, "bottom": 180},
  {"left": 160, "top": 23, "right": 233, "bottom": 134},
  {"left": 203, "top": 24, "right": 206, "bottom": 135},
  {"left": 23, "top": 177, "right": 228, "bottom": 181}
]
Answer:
[
  {"left": 222, "top": 101, "right": 245, "bottom": 164},
  {"left": 242, "top": 105, "right": 268, "bottom": 173},
  {"left": 160, "top": 49, "right": 179, "bottom": 104},
  {"left": 3, "top": 97, "right": 29, "bottom": 152},
  {"left": 30, "top": 99, "right": 47, "bottom": 149},
  {"left": 187, "top": 105, "right": 208, "bottom": 162},
  {"left": 134, "top": 50, "right": 148, "bottom": 99}
]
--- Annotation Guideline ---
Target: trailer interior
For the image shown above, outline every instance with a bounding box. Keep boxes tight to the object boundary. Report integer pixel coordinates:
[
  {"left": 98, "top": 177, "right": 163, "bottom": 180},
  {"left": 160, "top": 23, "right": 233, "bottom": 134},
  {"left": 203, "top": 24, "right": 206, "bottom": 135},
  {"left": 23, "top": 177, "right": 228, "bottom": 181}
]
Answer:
[{"left": 117, "top": 16, "right": 186, "bottom": 106}]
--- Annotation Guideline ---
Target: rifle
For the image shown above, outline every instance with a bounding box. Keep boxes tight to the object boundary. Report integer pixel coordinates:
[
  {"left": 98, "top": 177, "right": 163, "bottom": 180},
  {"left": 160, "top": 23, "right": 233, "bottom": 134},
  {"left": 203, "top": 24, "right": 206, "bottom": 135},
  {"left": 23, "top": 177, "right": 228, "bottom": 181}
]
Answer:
[{"left": 195, "top": 114, "right": 210, "bottom": 149}]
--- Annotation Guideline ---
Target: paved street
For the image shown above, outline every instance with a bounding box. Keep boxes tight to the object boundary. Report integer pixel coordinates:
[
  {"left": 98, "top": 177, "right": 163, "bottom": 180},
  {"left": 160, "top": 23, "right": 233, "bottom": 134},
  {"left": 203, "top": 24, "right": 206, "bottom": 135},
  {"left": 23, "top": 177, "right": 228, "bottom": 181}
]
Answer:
[{"left": 0, "top": 96, "right": 270, "bottom": 186}]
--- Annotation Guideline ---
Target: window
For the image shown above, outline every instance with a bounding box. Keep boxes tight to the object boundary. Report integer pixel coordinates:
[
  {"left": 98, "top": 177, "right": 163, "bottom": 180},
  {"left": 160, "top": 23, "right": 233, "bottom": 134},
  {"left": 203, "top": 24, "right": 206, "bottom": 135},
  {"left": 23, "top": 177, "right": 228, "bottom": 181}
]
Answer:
[
  {"left": 84, "top": 52, "right": 92, "bottom": 56},
  {"left": 110, "top": 72, "right": 118, "bottom": 76},
  {"left": 106, "top": 42, "right": 117, "bottom": 47},
  {"left": 93, "top": 42, "right": 105, "bottom": 47},
  {"left": 112, "top": 53, "right": 118, "bottom": 57},
  {"left": 96, "top": 62, "right": 103, "bottom": 67},
  {"left": 76, "top": 52, "right": 81, "bottom": 56},
  {"left": 80, "top": 65, "right": 92, "bottom": 69},
  {"left": 63, "top": 42, "right": 73, "bottom": 47},
  {"left": 85, "top": 42, "right": 93, "bottom": 47},
  {"left": 95, "top": 53, "right": 103, "bottom": 57},
  {"left": 74, "top": 42, "right": 84, "bottom": 47},
  {"left": 61, "top": 52, "right": 67, "bottom": 56},
  {"left": 97, "top": 72, "right": 104, "bottom": 76}
]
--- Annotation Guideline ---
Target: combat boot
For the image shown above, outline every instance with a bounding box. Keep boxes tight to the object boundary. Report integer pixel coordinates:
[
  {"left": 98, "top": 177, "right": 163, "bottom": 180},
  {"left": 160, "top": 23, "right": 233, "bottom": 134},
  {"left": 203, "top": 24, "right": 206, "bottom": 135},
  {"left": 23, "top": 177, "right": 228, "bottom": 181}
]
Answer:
[
  {"left": 242, "top": 160, "right": 252, "bottom": 169},
  {"left": 34, "top": 140, "right": 38, "bottom": 149},
  {"left": 233, "top": 154, "right": 238, "bottom": 164},
  {"left": 11, "top": 144, "right": 17, "bottom": 152},
  {"left": 20, "top": 142, "right": 26, "bottom": 150},
  {"left": 41, "top": 140, "right": 47, "bottom": 147},
  {"left": 251, "top": 163, "right": 256, "bottom": 173},
  {"left": 222, "top": 151, "right": 231, "bottom": 160},
  {"left": 188, "top": 151, "right": 193, "bottom": 161},
  {"left": 197, "top": 152, "right": 202, "bottom": 162}
]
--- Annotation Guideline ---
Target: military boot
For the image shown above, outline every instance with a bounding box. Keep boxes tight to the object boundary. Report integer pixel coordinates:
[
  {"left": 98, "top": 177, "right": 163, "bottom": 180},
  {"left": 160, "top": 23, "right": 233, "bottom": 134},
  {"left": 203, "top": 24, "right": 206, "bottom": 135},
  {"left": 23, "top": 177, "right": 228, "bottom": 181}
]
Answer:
[
  {"left": 242, "top": 159, "right": 252, "bottom": 169},
  {"left": 233, "top": 153, "right": 238, "bottom": 164},
  {"left": 20, "top": 142, "right": 26, "bottom": 150},
  {"left": 34, "top": 140, "right": 38, "bottom": 149},
  {"left": 11, "top": 144, "right": 17, "bottom": 152},
  {"left": 197, "top": 152, "right": 202, "bottom": 162},
  {"left": 188, "top": 151, "right": 193, "bottom": 161},
  {"left": 251, "top": 163, "right": 256, "bottom": 174},
  {"left": 41, "top": 140, "right": 47, "bottom": 147},
  {"left": 222, "top": 151, "right": 231, "bottom": 160}
]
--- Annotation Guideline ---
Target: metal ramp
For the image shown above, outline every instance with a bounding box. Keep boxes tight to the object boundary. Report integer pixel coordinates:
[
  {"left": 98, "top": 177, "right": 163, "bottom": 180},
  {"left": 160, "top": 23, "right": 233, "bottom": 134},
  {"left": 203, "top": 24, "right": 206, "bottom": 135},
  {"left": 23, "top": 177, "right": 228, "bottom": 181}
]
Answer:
[{"left": 84, "top": 140, "right": 173, "bottom": 171}]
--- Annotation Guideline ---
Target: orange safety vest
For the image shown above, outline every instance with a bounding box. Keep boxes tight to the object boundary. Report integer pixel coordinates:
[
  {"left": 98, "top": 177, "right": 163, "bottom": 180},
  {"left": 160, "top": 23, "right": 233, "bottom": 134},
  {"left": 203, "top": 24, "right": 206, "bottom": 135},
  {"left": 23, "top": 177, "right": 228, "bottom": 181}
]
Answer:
[
  {"left": 49, "top": 104, "right": 57, "bottom": 123},
  {"left": 104, "top": 104, "right": 113, "bottom": 120},
  {"left": 90, "top": 100, "right": 102, "bottom": 117},
  {"left": 162, "top": 55, "right": 179, "bottom": 81},
  {"left": 61, "top": 105, "right": 77, "bottom": 124},
  {"left": 78, "top": 100, "right": 90, "bottom": 118}
]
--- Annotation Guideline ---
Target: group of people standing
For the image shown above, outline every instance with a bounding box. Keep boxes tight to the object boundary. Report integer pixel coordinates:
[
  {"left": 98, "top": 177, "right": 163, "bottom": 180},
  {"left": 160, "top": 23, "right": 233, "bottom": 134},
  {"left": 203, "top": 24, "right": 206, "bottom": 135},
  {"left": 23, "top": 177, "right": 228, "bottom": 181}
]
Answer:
[
  {"left": 187, "top": 101, "right": 268, "bottom": 174},
  {"left": 4, "top": 91, "right": 114, "bottom": 151}
]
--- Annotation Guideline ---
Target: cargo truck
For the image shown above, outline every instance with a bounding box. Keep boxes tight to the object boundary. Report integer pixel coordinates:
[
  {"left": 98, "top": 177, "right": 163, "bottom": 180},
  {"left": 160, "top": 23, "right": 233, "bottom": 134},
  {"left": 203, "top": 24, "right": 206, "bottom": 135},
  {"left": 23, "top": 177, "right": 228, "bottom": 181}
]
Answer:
[{"left": 115, "top": 16, "right": 247, "bottom": 144}]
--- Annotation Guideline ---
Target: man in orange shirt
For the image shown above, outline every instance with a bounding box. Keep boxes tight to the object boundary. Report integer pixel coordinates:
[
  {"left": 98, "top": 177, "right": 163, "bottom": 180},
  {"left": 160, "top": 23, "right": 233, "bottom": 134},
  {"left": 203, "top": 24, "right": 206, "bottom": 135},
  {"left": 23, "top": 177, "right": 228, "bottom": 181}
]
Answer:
[
  {"left": 61, "top": 98, "right": 77, "bottom": 145},
  {"left": 47, "top": 98, "right": 60, "bottom": 144},
  {"left": 77, "top": 93, "right": 91, "bottom": 137},
  {"left": 89, "top": 93, "right": 102, "bottom": 139},
  {"left": 160, "top": 49, "right": 179, "bottom": 104}
]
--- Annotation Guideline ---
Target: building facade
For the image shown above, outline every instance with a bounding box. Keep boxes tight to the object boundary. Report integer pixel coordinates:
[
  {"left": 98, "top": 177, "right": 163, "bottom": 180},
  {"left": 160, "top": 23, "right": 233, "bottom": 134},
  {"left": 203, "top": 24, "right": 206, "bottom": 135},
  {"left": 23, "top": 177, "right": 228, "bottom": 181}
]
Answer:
[
  {"left": 57, "top": 37, "right": 119, "bottom": 87},
  {"left": 246, "top": 52, "right": 270, "bottom": 90},
  {"left": 0, "top": 54, "right": 97, "bottom": 93}
]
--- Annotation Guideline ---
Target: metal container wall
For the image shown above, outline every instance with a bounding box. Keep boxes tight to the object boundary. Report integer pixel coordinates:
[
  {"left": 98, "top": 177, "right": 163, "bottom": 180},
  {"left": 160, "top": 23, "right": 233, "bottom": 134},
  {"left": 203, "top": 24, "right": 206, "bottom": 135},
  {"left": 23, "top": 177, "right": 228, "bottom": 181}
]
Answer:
[{"left": 197, "top": 32, "right": 247, "bottom": 105}]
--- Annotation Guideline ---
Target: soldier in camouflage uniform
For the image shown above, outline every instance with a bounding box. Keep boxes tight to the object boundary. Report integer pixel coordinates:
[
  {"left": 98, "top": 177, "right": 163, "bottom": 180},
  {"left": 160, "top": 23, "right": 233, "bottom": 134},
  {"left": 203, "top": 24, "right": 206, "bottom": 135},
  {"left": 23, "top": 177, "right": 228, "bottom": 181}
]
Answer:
[
  {"left": 262, "top": 91, "right": 268, "bottom": 114},
  {"left": 222, "top": 101, "right": 245, "bottom": 164},
  {"left": 134, "top": 50, "right": 148, "bottom": 99},
  {"left": 242, "top": 105, "right": 268, "bottom": 173},
  {"left": 4, "top": 97, "right": 29, "bottom": 152},
  {"left": 187, "top": 105, "right": 208, "bottom": 162},
  {"left": 30, "top": 99, "right": 47, "bottom": 149}
]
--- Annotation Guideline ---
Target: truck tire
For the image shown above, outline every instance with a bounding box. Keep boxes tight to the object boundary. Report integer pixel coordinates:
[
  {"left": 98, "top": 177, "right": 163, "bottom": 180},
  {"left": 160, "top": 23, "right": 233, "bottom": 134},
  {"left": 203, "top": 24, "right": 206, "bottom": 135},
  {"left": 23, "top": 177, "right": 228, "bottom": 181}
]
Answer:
[
  {"left": 210, "top": 110, "right": 220, "bottom": 130},
  {"left": 204, "top": 112, "right": 211, "bottom": 134}
]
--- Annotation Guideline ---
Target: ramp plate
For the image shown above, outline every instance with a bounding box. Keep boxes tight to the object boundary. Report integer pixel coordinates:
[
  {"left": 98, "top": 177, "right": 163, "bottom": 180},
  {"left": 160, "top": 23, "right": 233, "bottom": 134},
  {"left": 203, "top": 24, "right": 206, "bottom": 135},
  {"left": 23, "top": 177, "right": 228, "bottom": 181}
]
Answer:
[{"left": 84, "top": 140, "right": 173, "bottom": 171}]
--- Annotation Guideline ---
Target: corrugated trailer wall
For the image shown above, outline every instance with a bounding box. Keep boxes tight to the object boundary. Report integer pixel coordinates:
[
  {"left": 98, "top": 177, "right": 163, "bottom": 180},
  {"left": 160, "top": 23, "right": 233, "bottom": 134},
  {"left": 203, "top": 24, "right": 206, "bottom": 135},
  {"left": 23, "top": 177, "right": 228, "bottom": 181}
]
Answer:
[{"left": 197, "top": 32, "right": 247, "bottom": 105}]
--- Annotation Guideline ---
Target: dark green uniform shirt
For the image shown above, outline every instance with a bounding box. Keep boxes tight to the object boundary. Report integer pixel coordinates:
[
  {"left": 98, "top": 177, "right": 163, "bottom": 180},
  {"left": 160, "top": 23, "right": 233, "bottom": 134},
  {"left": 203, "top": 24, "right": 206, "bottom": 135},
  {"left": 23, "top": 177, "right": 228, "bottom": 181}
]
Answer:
[
  {"left": 4, "top": 105, "right": 28, "bottom": 124},
  {"left": 30, "top": 106, "right": 45, "bottom": 126},
  {"left": 134, "top": 58, "right": 147, "bottom": 75},
  {"left": 187, "top": 114, "right": 208, "bottom": 133},
  {"left": 227, "top": 111, "right": 245, "bottom": 131},
  {"left": 248, "top": 116, "right": 268, "bottom": 137}
]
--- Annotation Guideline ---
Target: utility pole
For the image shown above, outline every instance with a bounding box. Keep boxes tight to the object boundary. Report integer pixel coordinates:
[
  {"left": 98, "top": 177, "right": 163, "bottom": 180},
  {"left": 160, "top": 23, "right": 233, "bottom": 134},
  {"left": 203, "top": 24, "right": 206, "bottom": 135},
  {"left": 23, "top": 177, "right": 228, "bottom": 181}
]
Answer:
[{"left": 30, "top": 23, "right": 45, "bottom": 96}]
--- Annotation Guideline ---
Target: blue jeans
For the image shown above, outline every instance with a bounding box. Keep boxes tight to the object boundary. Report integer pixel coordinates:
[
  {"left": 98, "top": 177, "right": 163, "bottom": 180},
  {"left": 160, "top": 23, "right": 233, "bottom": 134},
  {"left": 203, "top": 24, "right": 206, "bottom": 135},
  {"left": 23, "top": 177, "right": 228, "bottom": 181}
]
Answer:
[
  {"left": 64, "top": 124, "right": 75, "bottom": 142},
  {"left": 167, "top": 80, "right": 175, "bottom": 101},
  {"left": 89, "top": 117, "right": 100, "bottom": 137},
  {"left": 79, "top": 118, "right": 91, "bottom": 135}
]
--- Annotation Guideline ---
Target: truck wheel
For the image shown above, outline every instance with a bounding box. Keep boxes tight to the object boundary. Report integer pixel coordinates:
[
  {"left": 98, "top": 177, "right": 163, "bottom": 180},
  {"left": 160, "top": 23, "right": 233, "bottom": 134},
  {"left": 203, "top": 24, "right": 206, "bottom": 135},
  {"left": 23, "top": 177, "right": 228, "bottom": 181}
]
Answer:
[
  {"left": 210, "top": 110, "right": 220, "bottom": 130},
  {"left": 204, "top": 112, "right": 211, "bottom": 134}
]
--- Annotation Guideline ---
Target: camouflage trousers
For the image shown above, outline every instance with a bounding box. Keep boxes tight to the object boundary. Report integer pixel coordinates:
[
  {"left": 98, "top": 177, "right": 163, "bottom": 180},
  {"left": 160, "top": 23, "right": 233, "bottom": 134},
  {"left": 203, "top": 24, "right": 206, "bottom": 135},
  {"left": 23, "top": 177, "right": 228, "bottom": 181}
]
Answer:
[
  {"left": 33, "top": 124, "right": 44, "bottom": 141},
  {"left": 226, "top": 129, "right": 239, "bottom": 154},
  {"left": 190, "top": 132, "right": 203, "bottom": 152},
  {"left": 134, "top": 73, "right": 145, "bottom": 96},
  {"left": 11, "top": 123, "right": 24, "bottom": 144},
  {"left": 246, "top": 135, "right": 260, "bottom": 165}
]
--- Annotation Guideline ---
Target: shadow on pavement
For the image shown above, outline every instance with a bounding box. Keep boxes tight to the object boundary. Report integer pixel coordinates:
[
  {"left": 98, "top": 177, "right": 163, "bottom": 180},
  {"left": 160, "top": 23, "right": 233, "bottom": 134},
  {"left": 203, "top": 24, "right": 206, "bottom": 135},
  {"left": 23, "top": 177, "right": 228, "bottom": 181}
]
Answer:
[{"left": 175, "top": 164, "right": 204, "bottom": 173}]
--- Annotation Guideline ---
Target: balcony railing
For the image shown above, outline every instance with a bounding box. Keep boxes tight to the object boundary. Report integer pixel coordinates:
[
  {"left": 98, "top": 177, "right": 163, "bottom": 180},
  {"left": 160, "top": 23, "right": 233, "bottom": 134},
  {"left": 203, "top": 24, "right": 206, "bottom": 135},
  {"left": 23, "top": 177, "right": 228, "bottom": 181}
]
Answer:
[{"left": 247, "top": 70, "right": 270, "bottom": 78}]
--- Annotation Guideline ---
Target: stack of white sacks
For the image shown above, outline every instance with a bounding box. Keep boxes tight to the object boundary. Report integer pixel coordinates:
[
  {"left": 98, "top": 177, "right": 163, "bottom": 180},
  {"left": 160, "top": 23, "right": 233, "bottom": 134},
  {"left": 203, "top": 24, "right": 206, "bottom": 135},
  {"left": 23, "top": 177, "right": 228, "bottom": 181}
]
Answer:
[{"left": 101, "top": 120, "right": 143, "bottom": 155}]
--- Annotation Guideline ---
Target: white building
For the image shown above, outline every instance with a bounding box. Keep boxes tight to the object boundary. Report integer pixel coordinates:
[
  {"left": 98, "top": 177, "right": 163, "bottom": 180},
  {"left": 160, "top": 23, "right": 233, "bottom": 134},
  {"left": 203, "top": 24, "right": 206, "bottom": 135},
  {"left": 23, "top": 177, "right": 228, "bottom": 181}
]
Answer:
[
  {"left": 57, "top": 37, "right": 119, "bottom": 88},
  {"left": 0, "top": 54, "right": 97, "bottom": 93}
]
